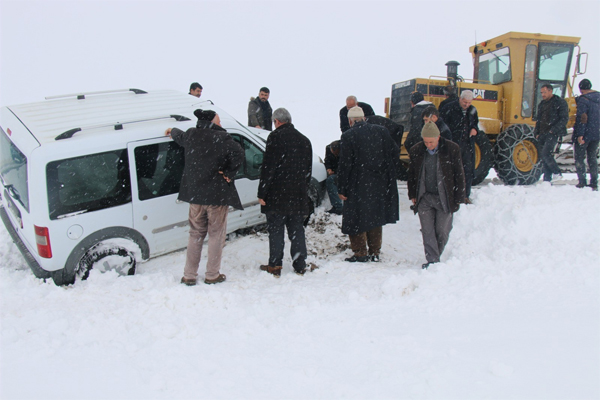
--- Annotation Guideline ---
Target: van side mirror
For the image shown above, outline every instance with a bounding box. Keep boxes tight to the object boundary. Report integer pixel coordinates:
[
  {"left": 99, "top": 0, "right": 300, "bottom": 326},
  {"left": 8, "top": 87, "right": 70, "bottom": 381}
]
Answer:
[{"left": 252, "top": 153, "right": 263, "bottom": 169}]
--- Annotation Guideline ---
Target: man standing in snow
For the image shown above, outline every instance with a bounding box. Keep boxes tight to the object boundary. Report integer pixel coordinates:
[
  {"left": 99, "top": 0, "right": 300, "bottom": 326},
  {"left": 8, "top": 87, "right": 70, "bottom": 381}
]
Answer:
[
  {"left": 573, "top": 79, "right": 599, "bottom": 191},
  {"left": 166, "top": 109, "right": 244, "bottom": 286},
  {"left": 422, "top": 106, "right": 453, "bottom": 143},
  {"left": 337, "top": 106, "right": 400, "bottom": 263},
  {"left": 533, "top": 84, "right": 569, "bottom": 183},
  {"left": 248, "top": 87, "right": 273, "bottom": 131},
  {"left": 403, "top": 91, "right": 434, "bottom": 153},
  {"left": 408, "top": 121, "right": 466, "bottom": 269},
  {"left": 257, "top": 108, "right": 315, "bottom": 276},
  {"left": 442, "top": 90, "right": 479, "bottom": 202},
  {"left": 189, "top": 82, "right": 203, "bottom": 98},
  {"left": 339, "top": 95, "right": 375, "bottom": 133},
  {"left": 324, "top": 140, "right": 343, "bottom": 215}
]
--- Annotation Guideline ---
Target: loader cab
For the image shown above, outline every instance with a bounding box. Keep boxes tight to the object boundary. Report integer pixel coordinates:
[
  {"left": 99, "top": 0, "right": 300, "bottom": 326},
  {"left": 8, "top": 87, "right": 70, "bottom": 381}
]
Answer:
[{"left": 471, "top": 32, "right": 579, "bottom": 126}]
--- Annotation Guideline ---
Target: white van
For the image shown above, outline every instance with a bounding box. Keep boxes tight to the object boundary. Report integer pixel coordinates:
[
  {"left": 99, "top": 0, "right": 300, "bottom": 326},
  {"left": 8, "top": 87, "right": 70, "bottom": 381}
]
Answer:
[{"left": 0, "top": 89, "right": 326, "bottom": 285}]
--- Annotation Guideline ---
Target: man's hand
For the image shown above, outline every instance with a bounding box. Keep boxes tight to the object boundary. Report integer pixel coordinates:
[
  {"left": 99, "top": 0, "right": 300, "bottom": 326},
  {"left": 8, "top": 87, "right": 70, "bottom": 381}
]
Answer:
[
  {"left": 255, "top": 125, "right": 261, "bottom": 129},
  {"left": 327, "top": 169, "right": 334, "bottom": 176},
  {"left": 338, "top": 194, "right": 347, "bottom": 201},
  {"left": 469, "top": 128, "right": 477, "bottom": 137},
  {"left": 219, "top": 171, "right": 231, "bottom": 183},
  {"left": 165, "top": 128, "right": 172, "bottom": 136},
  {"left": 258, "top": 198, "right": 266, "bottom": 206},
  {"left": 411, "top": 198, "right": 416, "bottom": 205},
  {"left": 578, "top": 136, "right": 585, "bottom": 145}
]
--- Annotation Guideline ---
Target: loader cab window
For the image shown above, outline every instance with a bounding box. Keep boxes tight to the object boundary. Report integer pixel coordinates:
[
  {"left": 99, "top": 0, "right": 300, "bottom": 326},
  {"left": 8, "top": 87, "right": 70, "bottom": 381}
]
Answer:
[
  {"left": 477, "top": 47, "right": 511, "bottom": 85},
  {"left": 532, "top": 42, "right": 573, "bottom": 119},
  {"left": 521, "top": 44, "right": 537, "bottom": 118}
]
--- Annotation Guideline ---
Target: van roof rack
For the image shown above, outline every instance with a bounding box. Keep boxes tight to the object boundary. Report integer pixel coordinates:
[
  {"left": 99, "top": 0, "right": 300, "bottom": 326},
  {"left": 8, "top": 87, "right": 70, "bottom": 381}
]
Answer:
[
  {"left": 45, "top": 88, "right": 147, "bottom": 101},
  {"left": 54, "top": 114, "right": 191, "bottom": 140}
]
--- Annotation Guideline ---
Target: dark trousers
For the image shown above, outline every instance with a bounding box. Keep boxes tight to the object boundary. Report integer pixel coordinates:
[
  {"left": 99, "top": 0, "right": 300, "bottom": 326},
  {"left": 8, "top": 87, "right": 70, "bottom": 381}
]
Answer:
[
  {"left": 538, "top": 134, "right": 562, "bottom": 181},
  {"left": 349, "top": 226, "right": 382, "bottom": 257},
  {"left": 574, "top": 140, "right": 599, "bottom": 187},
  {"left": 417, "top": 192, "right": 453, "bottom": 263},
  {"left": 326, "top": 174, "right": 343, "bottom": 211},
  {"left": 266, "top": 212, "right": 307, "bottom": 272},
  {"left": 460, "top": 142, "right": 474, "bottom": 198}
]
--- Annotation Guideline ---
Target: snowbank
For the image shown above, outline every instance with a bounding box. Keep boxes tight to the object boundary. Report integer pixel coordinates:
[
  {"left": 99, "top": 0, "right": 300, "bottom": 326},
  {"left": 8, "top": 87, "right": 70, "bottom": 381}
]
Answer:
[{"left": 1, "top": 183, "right": 598, "bottom": 399}]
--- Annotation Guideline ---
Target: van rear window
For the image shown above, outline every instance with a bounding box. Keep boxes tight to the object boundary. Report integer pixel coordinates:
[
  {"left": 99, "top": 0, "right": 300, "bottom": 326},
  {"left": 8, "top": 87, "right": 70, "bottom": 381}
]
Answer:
[
  {"left": 0, "top": 129, "right": 29, "bottom": 211},
  {"left": 46, "top": 150, "right": 131, "bottom": 220}
]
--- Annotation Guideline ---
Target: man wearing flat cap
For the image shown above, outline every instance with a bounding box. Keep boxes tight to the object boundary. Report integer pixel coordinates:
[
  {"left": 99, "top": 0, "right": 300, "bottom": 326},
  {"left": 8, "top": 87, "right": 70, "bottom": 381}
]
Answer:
[
  {"left": 337, "top": 106, "right": 400, "bottom": 263},
  {"left": 408, "top": 121, "right": 466, "bottom": 269},
  {"left": 166, "top": 109, "right": 244, "bottom": 285}
]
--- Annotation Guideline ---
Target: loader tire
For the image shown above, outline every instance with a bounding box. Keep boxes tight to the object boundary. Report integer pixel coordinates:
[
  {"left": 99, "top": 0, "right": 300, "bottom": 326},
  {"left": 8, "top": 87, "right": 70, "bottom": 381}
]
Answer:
[
  {"left": 472, "top": 130, "right": 494, "bottom": 185},
  {"left": 494, "top": 124, "right": 542, "bottom": 185}
]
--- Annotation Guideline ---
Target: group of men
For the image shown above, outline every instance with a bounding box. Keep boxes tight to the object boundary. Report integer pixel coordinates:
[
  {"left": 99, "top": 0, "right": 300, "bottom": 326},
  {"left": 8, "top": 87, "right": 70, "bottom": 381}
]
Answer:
[{"left": 172, "top": 78, "right": 598, "bottom": 285}]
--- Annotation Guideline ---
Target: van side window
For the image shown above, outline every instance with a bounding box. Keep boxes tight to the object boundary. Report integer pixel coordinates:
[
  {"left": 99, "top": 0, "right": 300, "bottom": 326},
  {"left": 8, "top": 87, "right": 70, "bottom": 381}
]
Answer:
[
  {"left": 134, "top": 142, "right": 184, "bottom": 200},
  {"left": 46, "top": 150, "right": 131, "bottom": 220},
  {"left": 230, "top": 134, "right": 263, "bottom": 180}
]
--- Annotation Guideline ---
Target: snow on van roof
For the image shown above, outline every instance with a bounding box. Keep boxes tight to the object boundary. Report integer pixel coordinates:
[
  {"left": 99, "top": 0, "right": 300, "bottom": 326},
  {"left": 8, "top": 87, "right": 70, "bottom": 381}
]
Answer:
[{"left": 7, "top": 90, "right": 236, "bottom": 144}]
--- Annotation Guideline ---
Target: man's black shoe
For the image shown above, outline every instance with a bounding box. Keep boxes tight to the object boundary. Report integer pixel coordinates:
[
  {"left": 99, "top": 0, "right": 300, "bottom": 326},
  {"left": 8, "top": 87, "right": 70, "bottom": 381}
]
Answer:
[
  {"left": 422, "top": 262, "right": 437, "bottom": 269},
  {"left": 326, "top": 208, "right": 342, "bottom": 215},
  {"left": 370, "top": 255, "right": 380, "bottom": 262},
  {"left": 576, "top": 182, "right": 587, "bottom": 188},
  {"left": 345, "top": 255, "right": 370, "bottom": 263},
  {"left": 590, "top": 185, "right": 598, "bottom": 191}
]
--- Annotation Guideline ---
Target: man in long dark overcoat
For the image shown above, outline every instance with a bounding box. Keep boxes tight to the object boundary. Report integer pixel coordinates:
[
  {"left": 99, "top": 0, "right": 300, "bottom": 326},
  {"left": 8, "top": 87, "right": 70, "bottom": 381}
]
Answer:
[
  {"left": 337, "top": 106, "right": 400, "bottom": 262},
  {"left": 166, "top": 109, "right": 244, "bottom": 285},
  {"left": 258, "top": 108, "right": 314, "bottom": 276},
  {"left": 408, "top": 122, "right": 466, "bottom": 269}
]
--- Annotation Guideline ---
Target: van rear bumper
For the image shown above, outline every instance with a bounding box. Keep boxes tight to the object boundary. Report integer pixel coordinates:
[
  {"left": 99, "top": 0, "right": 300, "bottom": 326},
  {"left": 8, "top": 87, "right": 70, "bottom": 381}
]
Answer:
[{"left": 0, "top": 205, "right": 52, "bottom": 279}]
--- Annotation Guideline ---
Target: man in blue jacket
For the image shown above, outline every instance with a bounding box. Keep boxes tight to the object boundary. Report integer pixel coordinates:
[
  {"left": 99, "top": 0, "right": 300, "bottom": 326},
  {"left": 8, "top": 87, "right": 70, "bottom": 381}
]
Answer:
[{"left": 573, "top": 79, "right": 599, "bottom": 191}]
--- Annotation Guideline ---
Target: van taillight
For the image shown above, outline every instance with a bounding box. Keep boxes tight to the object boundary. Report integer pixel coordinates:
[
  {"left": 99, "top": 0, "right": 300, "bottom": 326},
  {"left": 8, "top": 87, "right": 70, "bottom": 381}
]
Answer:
[{"left": 34, "top": 225, "right": 52, "bottom": 258}]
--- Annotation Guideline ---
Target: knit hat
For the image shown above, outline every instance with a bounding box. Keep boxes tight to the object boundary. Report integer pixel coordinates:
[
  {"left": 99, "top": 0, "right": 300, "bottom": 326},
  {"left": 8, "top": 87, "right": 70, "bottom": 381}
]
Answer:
[
  {"left": 347, "top": 106, "right": 364, "bottom": 118},
  {"left": 421, "top": 121, "right": 440, "bottom": 138},
  {"left": 194, "top": 109, "right": 216, "bottom": 122},
  {"left": 579, "top": 79, "right": 592, "bottom": 90}
]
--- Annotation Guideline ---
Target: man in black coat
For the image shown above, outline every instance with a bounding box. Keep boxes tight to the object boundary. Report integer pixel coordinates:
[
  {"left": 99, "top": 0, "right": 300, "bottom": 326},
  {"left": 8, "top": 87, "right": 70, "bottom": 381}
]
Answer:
[
  {"left": 408, "top": 122, "right": 466, "bottom": 269},
  {"left": 258, "top": 108, "right": 314, "bottom": 276},
  {"left": 339, "top": 95, "right": 375, "bottom": 133},
  {"left": 338, "top": 106, "right": 400, "bottom": 262},
  {"left": 248, "top": 87, "right": 273, "bottom": 131},
  {"left": 166, "top": 109, "right": 244, "bottom": 286},
  {"left": 422, "top": 106, "right": 453, "bottom": 142},
  {"left": 439, "top": 85, "right": 458, "bottom": 117},
  {"left": 534, "top": 84, "right": 569, "bottom": 182},
  {"left": 442, "top": 90, "right": 479, "bottom": 201},
  {"left": 403, "top": 91, "right": 434, "bottom": 153}
]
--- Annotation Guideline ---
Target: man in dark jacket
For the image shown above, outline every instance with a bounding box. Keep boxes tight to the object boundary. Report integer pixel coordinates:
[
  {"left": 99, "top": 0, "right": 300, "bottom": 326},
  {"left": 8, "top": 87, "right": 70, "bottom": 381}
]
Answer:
[
  {"left": 422, "top": 106, "right": 453, "bottom": 142},
  {"left": 248, "top": 87, "right": 273, "bottom": 131},
  {"left": 338, "top": 106, "right": 400, "bottom": 262},
  {"left": 189, "top": 82, "right": 203, "bottom": 98},
  {"left": 324, "top": 140, "right": 342, "bottom": 214},
  {"left": 442, "top": 90, "right": 479, "bottom": 201},
  {"left": 258, "top": 108, "right": 314, "bottom": 276},
  {"left": 534, "top": 84, "right": 569, "bottom": 182},
  {"left": 404, "top": 91, "right": 434, "bottom": 153},
  {"left": 573, "top": 79, "right": 599, "bottom": 190},
  {"left": 408, "top": 122, "right": 466, "bottom": 269},
  {"left": 339, "top": 95, "right": 375, "bottom": 132},
  {"left": 166, "top": 109, "right": 244, "bottom": 286},
  {"left": 439, "top": 85, "right": 458, "bottom": 117}
]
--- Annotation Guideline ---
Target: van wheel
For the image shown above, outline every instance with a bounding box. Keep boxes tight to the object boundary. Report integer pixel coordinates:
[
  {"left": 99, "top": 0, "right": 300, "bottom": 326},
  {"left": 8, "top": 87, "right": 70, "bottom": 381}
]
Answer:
[{"left": 52, "top": 240, "right": 138, "bottom": 285}]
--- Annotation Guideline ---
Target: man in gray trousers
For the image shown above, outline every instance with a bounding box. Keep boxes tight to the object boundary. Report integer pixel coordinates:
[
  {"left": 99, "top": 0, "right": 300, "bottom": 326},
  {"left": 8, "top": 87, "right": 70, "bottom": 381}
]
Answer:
[{"left": 408, "top": 121, "right": 466, "bottom": 269}]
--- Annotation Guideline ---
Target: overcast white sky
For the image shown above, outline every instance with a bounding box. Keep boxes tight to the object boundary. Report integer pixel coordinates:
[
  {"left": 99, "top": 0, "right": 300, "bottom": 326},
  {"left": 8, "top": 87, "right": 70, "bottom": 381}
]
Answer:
[{"left": 1, "top": 0, "right": 598, "bottom": 153}]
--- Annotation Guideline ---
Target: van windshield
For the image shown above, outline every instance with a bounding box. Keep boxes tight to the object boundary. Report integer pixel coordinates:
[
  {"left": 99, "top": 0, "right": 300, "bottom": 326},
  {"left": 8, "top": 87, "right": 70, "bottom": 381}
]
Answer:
[{"left": 0, "top": 129, "right": 29, "bottom": 211}]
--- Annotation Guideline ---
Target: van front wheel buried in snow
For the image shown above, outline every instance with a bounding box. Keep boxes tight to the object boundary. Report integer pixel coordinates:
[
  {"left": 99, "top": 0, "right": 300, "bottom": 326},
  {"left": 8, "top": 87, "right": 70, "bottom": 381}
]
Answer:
[{"left": 494, "top": 124, "right": 543, "bottom": 185}]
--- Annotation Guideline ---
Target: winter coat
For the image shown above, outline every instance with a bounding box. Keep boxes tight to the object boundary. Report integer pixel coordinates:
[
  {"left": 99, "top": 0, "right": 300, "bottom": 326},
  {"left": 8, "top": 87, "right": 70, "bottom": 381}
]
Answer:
[
  {"left": 366, "top": 115, "right": 404, "bottom": 148},
  {"left": 339, "top": 102, "right": 375, "bottom": 132},
  {"left": 533, "top": 94, "right": 569, "bottom": 137},
  {"left": 439, "top": 95, "right": 458, "bottom": 117},
  {"left": 442, "top": 101, "right": 479, "bottom": 146},
  {"left": 337, "top": 121, "right": 400, "bottom": 235},
  {"left": 170, "top": 122, "right": 244, "bottom": 210},
  {"left": 324, "top": 142, "right": 340, "bottom": 172},
  {"left": 574, "top": 91, "right": 600, "bottom": 142},
  {"left": 404, "top": 101, "right": 434, "bottom": 152},
  {"left": 408, "top": 137, "right": 466, "bottom": 213},
  {"left": 248, "top": 97, "right": 273, "bottom": 131},
  {"left": 436, "top": 118, "right": 454, "bottom": 143},
  {"left": 257, "top": 123, "right": 313, "bottom": 215}
]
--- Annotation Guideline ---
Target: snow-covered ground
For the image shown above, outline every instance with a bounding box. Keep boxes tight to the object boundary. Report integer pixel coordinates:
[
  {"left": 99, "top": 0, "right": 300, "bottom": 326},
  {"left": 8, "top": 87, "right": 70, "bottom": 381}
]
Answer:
[{"left": 1, "top": 180, "right": 598, "bottom": 399}]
